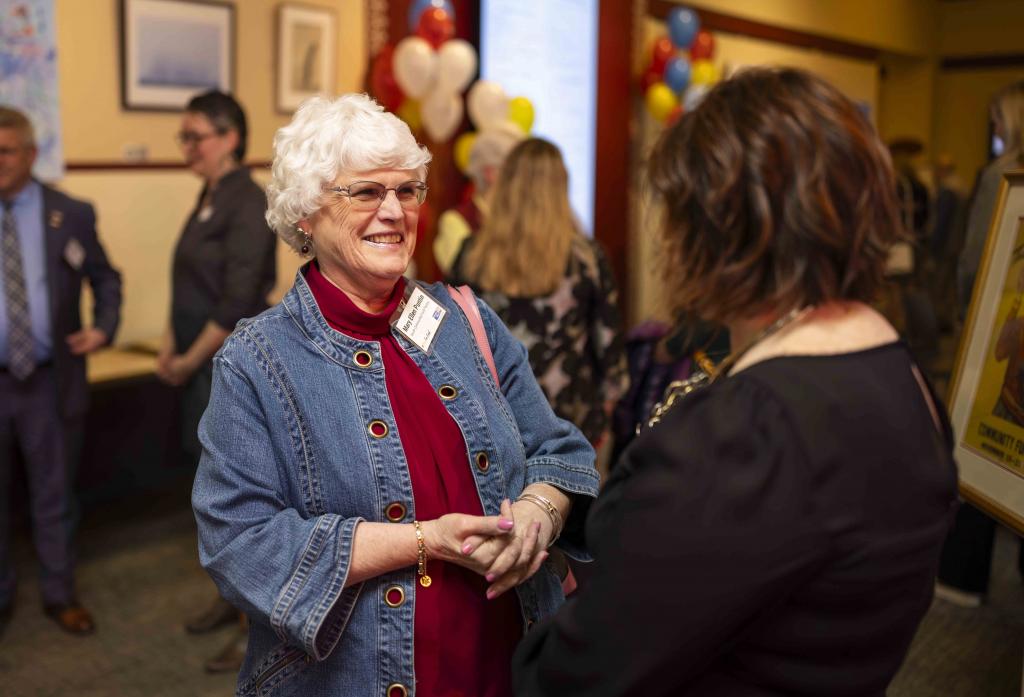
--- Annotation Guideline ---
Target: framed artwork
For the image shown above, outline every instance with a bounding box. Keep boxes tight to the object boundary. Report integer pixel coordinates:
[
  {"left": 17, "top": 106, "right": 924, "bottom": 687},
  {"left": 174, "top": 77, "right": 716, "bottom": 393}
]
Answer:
[
  {"left": 948, "top": 170, "right": 1024, "bottom": 534},
  {"left": 276, "top": 3, "right": 337, "bottom": 113},
  {"left": 120, "top": 0, "right": 234, "bottom": 111}
]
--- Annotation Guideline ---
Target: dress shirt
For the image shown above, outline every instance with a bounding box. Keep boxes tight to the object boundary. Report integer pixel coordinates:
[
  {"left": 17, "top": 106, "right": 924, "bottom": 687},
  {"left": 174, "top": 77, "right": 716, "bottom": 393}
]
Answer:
[{"left": 0, "top": 180, "right": 52, "bottom": 365}]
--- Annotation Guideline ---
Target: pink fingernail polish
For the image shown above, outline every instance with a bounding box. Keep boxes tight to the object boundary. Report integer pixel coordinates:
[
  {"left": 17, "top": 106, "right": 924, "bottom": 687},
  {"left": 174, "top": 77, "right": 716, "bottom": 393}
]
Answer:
[
  {"left": 486, "top": 573, "right": 495, "bottom": 582},
  {"left": 486, "top": 590, "right": 496, "bottom": 600},
  {"left": 462, "top": 543, "right": 474, "bottom": 554},
  {"left": 498, "top": 518, "right": 514, "bottom": 530}
]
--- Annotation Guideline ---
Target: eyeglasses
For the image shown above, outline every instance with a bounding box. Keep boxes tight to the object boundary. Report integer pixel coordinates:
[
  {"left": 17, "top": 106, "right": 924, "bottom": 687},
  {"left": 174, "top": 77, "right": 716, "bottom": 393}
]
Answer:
[
  {"left": 327, "top": 180, "right": 428, "bottom": 211},
  {"left": 175, "top": 130, "right": 221, "bottom": 147}
]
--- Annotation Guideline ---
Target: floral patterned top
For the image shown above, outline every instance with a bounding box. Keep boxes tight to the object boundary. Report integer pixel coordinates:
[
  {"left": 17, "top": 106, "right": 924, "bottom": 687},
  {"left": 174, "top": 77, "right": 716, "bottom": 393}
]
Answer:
[{"left": 451, "top": 235, "right": 628, "bottom": 444}]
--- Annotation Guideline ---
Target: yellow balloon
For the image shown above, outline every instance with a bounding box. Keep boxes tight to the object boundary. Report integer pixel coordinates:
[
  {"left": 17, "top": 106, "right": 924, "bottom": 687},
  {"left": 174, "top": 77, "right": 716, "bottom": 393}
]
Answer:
[
  {"left": 397, "top": 99, "right": 422, "bottom": 133},
  {"left": 454, "top": 132, "right": 477, "bottom": 174},
  {"left": 645, "top": 82, "right": 678, "bottom": 123},
  {"left": 508, "top": 96, "right": 535, "bottom": 134},
  {"left": 691, "top": 60, "right": 720, "bottom": 87}
]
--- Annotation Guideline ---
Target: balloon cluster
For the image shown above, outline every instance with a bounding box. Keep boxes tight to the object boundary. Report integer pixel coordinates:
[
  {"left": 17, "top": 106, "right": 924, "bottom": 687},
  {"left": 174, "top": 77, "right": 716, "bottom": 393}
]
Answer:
[
  {"left": 642, "top": 7, "right": 719, "bottom": 125},
  {"left": 451, "top": 82, "right": 533, "bottom": 175}
]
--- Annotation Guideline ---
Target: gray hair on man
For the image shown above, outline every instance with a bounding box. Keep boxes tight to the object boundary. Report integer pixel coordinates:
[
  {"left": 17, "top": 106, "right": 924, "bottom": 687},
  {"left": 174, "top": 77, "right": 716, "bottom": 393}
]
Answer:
[
  {"left": 265, "top": 93, "right": 432, "bottom": 253},
  {"left": 466, "top": 124, "right": 524, "bottom": 192}
]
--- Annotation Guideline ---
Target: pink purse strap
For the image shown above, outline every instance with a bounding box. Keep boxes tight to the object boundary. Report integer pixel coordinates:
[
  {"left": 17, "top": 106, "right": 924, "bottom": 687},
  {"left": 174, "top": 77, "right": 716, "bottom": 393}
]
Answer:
[{"left": 448, "top": 285, "right": 500, "bottom": 388}]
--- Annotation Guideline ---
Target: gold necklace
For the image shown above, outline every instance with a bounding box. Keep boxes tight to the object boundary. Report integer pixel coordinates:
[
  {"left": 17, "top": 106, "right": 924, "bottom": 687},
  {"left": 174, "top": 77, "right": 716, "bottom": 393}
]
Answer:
[{"left": 642, "top": 306, "right": 812, "bottom": 432}]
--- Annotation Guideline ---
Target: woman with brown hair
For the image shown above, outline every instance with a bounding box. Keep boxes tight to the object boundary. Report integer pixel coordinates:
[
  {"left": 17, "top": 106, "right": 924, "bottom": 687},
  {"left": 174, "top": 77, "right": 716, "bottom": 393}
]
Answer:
[
  {"left": 450, "top": 138, "right": 627, "bottom": 447},
  {"left": 512, "top": 67, "right": 958, "bottom": 696}
]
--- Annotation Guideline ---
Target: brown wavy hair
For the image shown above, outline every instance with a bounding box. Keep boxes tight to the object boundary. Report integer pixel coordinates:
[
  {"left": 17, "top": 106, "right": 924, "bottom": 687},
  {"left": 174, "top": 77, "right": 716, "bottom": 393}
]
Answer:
[
  {"left": 647, "top": 67, "right": 907, "bottom": 322},
  {"left": 461, "top": 138, "right": 576, "bottom": 296}
]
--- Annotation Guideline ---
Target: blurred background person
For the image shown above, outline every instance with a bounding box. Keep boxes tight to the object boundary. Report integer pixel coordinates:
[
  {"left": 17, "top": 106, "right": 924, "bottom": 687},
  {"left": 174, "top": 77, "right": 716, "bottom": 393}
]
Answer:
[
  {"left": 156, "top": 90, "right": 277, "bottom": 672},
  {"left": 0, "top": 106, "right": 122, "bottom": 637},
  {"left": 929, "top": 154, "right": 967, "bottom": 335},
  {"left": 193, "top": 93, "right": 597, "bottom": 697},
  {"left": 513, "top": 68, "right": 958, "bottom": 697},
  {"left": 450, "top": 138, "right": 628, "bottom": 454},
  {"left": 434, "top": 125, "right": 522, "bottom": 277},
  {"left": 938, "top": 80, "right": 1024, "bottom": 608}
]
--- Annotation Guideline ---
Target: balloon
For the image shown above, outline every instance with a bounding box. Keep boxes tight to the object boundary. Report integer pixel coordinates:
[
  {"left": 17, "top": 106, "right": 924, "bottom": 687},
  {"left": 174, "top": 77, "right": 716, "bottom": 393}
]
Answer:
[
  {"left": 651, "top": 36, "right": 675, "bottom": 73},
  {"left": 407, "top": 0, "right": 454, "bottom": 32},
  {"left": 467, "top": 80, "right": 509, "bottom": 131},
  {"left": 668, "top": 7, "right": 700, "bottom": 48},
  {"left": 691, "top": 59, "right": 719, "bottom": 86},
  {"left": 690, "top": 29, "right": 715, "bottom": 60},
  {"left": 397, "top": 99, "right": 422, "bottom": 133},
  {"left": 421, "top": 91, "right": 463, "bottom": 141},
  {"left": 507, "top": 96, "right": 534, "bottom": 133},
  {"left": 454, "top": 132, "right": 477, "bottom": 174},
  {"left": 369, "top": 45, "right": 403, "bottom": 112},
  {"left": 393, "top": 37, "right": 438, "bottom": 99},
  {"left": 437, "top": 39, "right": 477, "bottom": 94},
  {"left": 666, "top": 104, "right": 685, "bottom": 126},
  {"left": 683, "top": 83, "right": 711, "bottom": 111},
  {"left": 663, "top": 56, "right": 691, "bottom": 94},
  {"left": 640, "top": 64, "right": 663, "bottom": 92},
  {"left": 645, "top": 82, "right": 678, "bottom": 123},
  {"left": 416, "top": 7, "right": 455, "bottom": 49}
]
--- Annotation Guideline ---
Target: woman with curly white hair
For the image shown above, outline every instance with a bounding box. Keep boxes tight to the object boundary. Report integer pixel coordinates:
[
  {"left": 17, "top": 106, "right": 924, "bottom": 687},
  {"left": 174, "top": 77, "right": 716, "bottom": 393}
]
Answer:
[{"left": 191, "top": 92, "right": 597, "bottom": 697}]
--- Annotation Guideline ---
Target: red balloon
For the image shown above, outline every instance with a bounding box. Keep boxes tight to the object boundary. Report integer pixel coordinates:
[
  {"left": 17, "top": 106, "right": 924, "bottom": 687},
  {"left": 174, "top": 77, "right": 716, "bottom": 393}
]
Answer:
[
  {"left": 640, "top": 64, "right": 662, "bottom": 93},
  {"left": 666, "top": 104, "right": 685, "bottom": 126},
  {"left": 416, "top": 7, "right": 455, "bottom": 49},
  {"left": 369, "top": 45, "right": 403, "bottom": 111},
  {"left": 689, "top": 30, "right": 715, "bottom": 61},
  {"left": 651, "top": 36, "right": 675, "bottom": 74}
]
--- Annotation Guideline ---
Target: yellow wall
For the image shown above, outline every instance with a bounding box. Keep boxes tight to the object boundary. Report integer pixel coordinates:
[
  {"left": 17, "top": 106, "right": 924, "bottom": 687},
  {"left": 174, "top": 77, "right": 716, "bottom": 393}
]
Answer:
[
  {"left": 51, "top": 0, "right": 366, "bottom": 344},
  {"left": 938, "top": 0, "right": 1024, "bottom": 56}
]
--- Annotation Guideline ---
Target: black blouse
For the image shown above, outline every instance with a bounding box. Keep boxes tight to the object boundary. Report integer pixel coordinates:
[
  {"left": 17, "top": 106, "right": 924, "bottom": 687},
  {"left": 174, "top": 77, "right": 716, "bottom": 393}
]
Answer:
[
  {"left": 171, "top": 167, "right": 277, "bottom": 352},
  {"left": 513, "top": 343, "right": 958, "bottom": 697}
]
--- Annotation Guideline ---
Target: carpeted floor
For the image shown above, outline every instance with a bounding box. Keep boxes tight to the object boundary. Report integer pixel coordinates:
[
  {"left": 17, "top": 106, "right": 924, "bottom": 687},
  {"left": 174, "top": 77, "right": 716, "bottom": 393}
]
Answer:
[{"left": 1, "top": 488, "right": 1022, "bottom": 696}]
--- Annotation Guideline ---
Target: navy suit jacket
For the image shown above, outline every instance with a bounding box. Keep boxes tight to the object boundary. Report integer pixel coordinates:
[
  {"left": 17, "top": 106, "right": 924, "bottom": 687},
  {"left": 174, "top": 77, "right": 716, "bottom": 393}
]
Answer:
[{"left": 39, "top": 182, "right": 122, "bottom": 419}]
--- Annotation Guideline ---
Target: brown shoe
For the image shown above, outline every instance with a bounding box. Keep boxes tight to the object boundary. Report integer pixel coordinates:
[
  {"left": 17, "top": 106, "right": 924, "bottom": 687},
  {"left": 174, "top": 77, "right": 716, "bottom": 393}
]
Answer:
[
  {"left": 204, "top": 626, "right": 247, "bottom": 674},
  {"left": 43, "top": 602, "right": 96, "bottom": 636},
  {"left": 185, "top": 595, "right": 237, "bottom": 634}
]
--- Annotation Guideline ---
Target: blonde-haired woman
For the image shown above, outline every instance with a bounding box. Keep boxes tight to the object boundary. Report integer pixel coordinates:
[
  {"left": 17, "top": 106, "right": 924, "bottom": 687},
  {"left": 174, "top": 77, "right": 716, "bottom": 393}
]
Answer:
[{"left": 450, "top": 138, "right": 627, "bottom": 447}]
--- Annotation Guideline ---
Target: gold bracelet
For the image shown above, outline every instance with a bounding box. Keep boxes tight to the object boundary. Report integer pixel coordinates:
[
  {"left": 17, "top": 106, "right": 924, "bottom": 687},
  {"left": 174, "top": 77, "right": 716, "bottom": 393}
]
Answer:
[
  {"left": 413, "top": 521, "right": 431, "bottom": 588},
  {"left": 516, "top": 493, "right": 564, "bottom": 548}
]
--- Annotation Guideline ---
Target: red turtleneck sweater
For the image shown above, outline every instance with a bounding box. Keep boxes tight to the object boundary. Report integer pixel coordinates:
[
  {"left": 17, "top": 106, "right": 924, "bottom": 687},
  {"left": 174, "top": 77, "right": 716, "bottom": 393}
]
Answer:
[{"left": 305, "top": 262, "right": 520, "bottom": 697}]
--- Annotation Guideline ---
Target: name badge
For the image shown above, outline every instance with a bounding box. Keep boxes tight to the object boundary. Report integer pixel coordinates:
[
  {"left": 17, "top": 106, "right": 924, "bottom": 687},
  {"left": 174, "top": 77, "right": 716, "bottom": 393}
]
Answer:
[
  {"left": 63, "top": 238, "right": 85, "bottom": 270},
  {"left": 392, "top": 284, "right": 447, "bottom": 354}
]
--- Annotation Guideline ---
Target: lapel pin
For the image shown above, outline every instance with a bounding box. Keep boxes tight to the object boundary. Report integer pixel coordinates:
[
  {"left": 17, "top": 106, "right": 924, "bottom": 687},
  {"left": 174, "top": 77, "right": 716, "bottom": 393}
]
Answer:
[{"left": 48, "top": 210, "right": 63, "bottom": 228}]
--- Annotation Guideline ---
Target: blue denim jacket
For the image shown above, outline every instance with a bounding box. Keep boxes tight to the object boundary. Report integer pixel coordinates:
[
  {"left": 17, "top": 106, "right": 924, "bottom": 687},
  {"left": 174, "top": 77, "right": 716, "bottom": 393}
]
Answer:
[{"left": 192, "top": 272, "right": 599, "bottom": 697}]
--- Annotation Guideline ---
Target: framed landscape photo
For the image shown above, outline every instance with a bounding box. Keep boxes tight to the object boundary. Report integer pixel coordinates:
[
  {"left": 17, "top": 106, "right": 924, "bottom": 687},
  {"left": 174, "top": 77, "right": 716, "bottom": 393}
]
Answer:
[
  {"left": 276, "top": 3, "right": 336, "bottom": 113},
  {"left": 121, "top": 0, "right": 234, "bottom": 111},
  {"left": 948, "top": 169, "right": 1024, "bottom": 534}
]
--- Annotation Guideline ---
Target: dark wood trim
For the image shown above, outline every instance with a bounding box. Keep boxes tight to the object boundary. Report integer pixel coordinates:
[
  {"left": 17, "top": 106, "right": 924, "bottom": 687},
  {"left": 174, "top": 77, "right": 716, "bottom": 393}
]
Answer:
[
  {"left": 595, "top": 0, "right": 633, "bottom": 300},
  {"left": 940, "top": 53, "right": 1024, "bottom": 71},
  {"left": 648, "top": 0, "right": 878, "bottom": 62},
  {"left": 65, "top": 161, "right": 271, "bottom": 172}
]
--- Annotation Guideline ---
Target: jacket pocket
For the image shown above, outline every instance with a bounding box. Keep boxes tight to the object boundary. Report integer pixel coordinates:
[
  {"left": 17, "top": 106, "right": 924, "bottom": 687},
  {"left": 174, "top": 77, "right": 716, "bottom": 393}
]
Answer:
[{"left": 237, "top": 644, "right": 308, "bottom": 697}]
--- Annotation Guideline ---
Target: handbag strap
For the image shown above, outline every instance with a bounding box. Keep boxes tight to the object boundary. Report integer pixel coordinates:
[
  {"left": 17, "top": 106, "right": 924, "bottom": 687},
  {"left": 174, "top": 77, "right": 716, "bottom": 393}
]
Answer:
[{"left": 447, "top": 285, "right": 500, "bottom": 388}]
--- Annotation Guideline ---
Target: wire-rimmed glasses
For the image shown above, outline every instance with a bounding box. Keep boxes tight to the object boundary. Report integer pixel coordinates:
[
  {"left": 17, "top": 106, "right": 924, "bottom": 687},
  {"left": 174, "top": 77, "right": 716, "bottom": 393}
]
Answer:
[{"left": 327, "top": 180, "right": 428, "bottom": 211}]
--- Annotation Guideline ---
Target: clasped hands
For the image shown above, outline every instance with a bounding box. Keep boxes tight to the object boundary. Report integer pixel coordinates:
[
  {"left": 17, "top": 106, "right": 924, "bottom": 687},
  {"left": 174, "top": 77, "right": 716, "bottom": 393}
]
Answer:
[{"left": 421, "top": 497, "right": 555, "bottom": 600}]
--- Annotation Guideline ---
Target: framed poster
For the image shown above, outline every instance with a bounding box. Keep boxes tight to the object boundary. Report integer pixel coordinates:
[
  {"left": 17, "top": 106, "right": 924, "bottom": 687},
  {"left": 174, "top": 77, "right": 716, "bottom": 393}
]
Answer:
[
  {"left": 276, "top": 4, "right": 337, "bottom": 113},
  {"left": 121, "top": 0, "right": 234, "bottom": 111},
  {"left": 948, "top": 170, "right": 1024, "bottom": 534}
]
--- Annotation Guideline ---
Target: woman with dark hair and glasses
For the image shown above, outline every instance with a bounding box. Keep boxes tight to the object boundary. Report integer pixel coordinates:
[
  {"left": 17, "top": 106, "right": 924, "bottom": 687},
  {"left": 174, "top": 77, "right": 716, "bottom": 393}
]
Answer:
[
  {"left": 191, "top": 93, "right": 597, "bottom": 696},
  {"left": 157, "top": 90, "right": 277, "bottom": 670},
  {"left": 512, "top": 67, "right": 958, "bottom": 696}
]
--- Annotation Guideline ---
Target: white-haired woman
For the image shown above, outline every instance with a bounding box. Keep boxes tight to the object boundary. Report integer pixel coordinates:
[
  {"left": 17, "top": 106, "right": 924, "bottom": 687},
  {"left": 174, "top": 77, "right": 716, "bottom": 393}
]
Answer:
[{"left": 191, "top": 93, "right": 597, "bottom": 697}]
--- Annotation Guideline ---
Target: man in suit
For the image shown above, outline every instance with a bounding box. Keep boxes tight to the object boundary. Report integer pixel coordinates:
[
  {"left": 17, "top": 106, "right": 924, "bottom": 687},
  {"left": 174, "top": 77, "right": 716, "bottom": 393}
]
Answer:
[{"left": 0, "top": 106, "right": 122, "bottom": 637}]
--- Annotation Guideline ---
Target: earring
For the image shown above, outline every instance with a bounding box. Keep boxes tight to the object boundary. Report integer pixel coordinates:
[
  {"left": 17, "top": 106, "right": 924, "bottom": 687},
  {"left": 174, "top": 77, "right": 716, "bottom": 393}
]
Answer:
[{"left": 299, "top": 229, "right": 313, "bottom": 256}]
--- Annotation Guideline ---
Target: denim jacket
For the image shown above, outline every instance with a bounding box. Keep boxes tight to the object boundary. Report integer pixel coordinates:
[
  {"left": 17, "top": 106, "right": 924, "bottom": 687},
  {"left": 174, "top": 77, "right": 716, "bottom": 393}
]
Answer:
[{"left": 192, "top": 272, "right": 599, "bottom": 697}]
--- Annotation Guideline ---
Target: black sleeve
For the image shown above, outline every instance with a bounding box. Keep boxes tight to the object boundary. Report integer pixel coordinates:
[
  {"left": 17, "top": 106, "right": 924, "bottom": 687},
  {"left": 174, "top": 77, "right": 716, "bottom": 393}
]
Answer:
[
  {"left": 79, "top": 203, "right": 123, "bottom": 341},
  {"left": 512, "top": 377, "right": 829, "bottom": 697},
  {"left": 212, "top": 185, "right": 276, "bottom": 332}
]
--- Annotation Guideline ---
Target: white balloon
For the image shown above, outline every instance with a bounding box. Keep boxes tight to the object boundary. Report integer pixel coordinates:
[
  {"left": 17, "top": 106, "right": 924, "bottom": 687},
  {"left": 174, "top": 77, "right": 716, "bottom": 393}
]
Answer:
[
  {"left": 421, "top": 91, "right": 463, "bottom": 142},
  {"left": 467, "top": 80, "right": 509, "bottom": 131},
  {"left": 393, "top": 37, "right": 438, "bottom": 100},
  {"left": 436, "top": 39, "right": 477, "bottom": 95}
]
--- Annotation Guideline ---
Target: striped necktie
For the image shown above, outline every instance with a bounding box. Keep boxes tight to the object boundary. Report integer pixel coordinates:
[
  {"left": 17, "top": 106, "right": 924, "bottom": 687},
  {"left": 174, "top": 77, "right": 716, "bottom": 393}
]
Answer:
[{"left": 2, "top": 199, "right": 35, "bottom": 381}]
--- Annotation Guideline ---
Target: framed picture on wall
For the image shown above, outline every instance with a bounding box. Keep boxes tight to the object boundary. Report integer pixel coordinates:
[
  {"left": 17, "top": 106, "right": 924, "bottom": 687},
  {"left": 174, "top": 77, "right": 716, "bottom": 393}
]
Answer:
[
  {"left": 276, "top": 4, "right": 336, "bottom": 113},
  {"left": 120, "top": 0, "right": 234, "bottom": 111},
  {"left": 948, "top": 170, "right": 1024, "bottom": 535}
]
